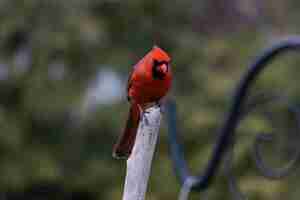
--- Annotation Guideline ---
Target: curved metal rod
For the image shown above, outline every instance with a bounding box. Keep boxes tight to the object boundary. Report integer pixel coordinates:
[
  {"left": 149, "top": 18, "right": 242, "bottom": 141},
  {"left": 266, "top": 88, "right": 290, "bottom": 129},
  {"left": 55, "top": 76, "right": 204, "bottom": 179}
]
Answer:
[
  {"left": 252, "top": 105, "right": 300, "bottom": 179},
  {"left": 222, "top": 97, "right": 300, "bottom": 200},
  {"left": 166, "top": 38, "right": 300, "bottom": 192}
]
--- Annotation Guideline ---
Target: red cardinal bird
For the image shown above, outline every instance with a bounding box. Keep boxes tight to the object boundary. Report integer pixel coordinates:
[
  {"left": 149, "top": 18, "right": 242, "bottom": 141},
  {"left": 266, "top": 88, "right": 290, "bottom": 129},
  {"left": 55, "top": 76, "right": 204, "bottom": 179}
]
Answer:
[{"left": 113, "top": 46, "right": 172, "bottom": 159}]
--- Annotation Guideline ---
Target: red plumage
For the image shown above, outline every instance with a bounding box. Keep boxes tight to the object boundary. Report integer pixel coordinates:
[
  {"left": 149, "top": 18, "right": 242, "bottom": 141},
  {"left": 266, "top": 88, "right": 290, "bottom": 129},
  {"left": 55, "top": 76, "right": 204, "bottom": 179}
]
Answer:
[{"left": 113, "top": 46, "right": 172, "bottom": 159}]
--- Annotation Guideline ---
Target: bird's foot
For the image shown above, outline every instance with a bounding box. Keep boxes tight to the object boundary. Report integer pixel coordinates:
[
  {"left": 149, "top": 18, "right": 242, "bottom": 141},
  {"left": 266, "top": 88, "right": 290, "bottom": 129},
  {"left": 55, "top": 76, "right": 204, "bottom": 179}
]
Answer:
[{"left": 137, "top": 104, "right": 150, "bottom": 125}]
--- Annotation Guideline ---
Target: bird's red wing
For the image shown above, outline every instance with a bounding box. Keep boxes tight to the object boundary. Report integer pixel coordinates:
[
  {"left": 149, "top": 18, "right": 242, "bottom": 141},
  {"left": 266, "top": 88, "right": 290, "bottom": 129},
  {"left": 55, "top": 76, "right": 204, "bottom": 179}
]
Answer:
[{"left": 126, "top": 53, "right": 149, "bottom": 101}]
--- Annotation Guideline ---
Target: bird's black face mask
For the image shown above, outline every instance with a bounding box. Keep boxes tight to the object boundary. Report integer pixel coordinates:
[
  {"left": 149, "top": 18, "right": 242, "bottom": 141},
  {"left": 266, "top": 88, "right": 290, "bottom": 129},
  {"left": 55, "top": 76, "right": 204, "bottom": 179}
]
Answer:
[{"left": 152, "top": 60, "right": 169, "bottom": 80}]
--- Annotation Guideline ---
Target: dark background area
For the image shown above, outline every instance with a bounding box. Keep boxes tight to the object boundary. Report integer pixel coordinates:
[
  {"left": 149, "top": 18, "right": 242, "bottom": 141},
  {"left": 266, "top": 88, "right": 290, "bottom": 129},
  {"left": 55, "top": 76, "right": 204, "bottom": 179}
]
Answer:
[{"left": 1, "top": 0, "right": 300, "bottom": 199}]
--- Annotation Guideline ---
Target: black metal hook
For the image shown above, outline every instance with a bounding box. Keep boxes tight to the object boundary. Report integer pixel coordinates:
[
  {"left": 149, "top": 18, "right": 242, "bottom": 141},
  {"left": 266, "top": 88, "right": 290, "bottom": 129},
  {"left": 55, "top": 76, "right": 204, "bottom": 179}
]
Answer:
[{"left": 166, "top": 38, "right": 300, "bottom": 193}]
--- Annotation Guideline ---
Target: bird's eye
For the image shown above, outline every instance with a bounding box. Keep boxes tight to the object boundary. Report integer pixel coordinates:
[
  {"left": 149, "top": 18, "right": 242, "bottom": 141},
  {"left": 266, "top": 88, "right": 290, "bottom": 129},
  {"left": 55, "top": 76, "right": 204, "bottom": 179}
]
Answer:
[{"left": 153, "top": 59, "right": 160, "bottom": 68}]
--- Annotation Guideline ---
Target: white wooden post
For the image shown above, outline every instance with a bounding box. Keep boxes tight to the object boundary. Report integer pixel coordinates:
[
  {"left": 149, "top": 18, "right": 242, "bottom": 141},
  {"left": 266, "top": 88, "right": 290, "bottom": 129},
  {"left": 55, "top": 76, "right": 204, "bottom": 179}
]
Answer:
[{"left": 122, "top": 105, "right": 162, "bottom": 200}]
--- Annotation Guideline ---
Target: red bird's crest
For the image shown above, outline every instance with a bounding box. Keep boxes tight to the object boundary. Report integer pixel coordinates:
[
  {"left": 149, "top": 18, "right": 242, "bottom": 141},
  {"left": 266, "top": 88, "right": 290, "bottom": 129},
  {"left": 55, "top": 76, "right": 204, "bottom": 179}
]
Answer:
[{"left": 151, "top": 46, "right": 171, "bottom": 62}]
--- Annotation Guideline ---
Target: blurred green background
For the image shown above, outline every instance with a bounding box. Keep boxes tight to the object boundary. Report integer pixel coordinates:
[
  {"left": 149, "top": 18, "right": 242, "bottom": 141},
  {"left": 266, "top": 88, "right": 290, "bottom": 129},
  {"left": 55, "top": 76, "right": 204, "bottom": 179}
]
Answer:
[{"left": 1, "top": 0, "right": 300, "bottom": 199}]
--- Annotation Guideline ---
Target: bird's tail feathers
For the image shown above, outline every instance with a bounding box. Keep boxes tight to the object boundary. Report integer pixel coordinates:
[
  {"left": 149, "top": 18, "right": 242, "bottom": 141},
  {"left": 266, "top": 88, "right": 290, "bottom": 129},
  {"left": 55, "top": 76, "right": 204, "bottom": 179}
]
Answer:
[{"left": 112, "top": 103, "right": 140, "bottom": 159}]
